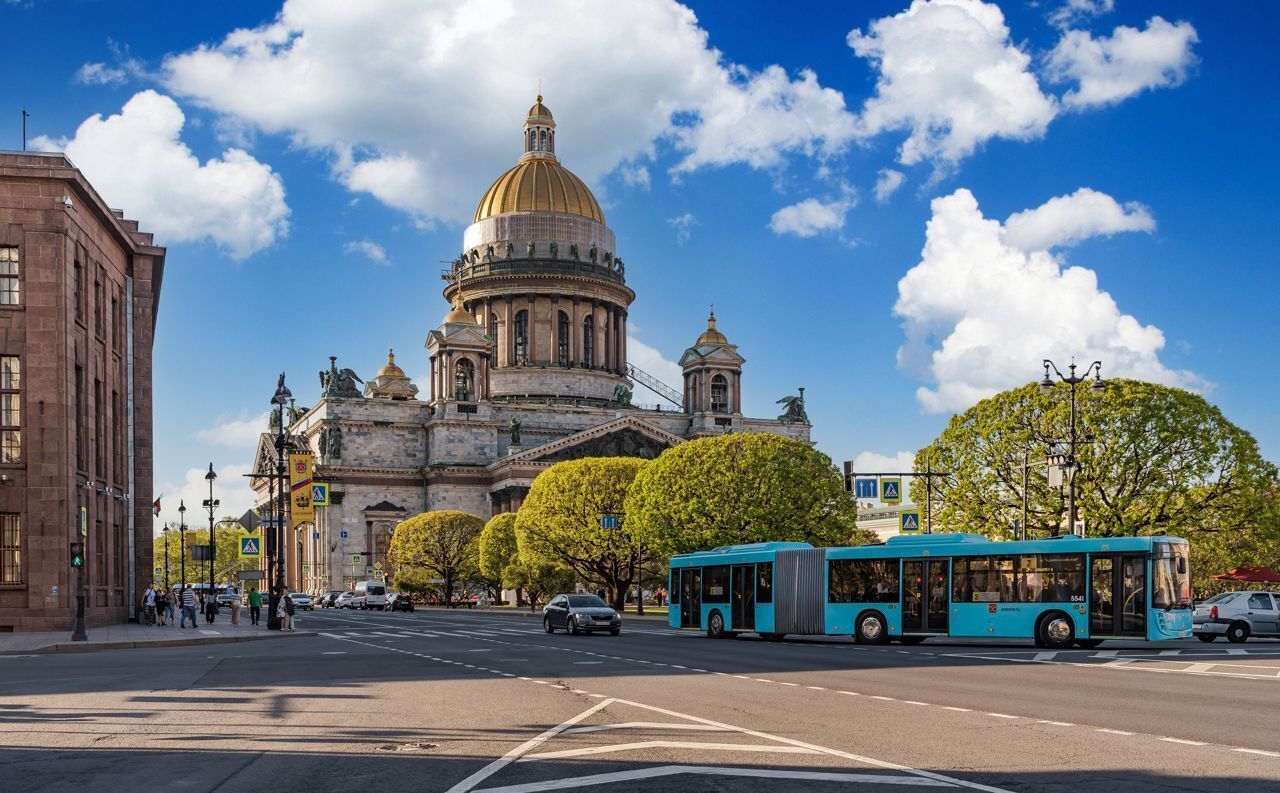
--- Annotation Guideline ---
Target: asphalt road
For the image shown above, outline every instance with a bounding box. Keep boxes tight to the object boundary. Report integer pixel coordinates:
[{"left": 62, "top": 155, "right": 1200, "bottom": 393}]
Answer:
[{"left": 2, "top": 607, "right": 1278, "bottom": 793}]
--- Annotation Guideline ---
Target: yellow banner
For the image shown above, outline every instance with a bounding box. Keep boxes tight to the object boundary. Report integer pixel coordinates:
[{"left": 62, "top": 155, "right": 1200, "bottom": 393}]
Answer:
[{"left": 289, "top": 453, "right": 315, "bottom": 526}]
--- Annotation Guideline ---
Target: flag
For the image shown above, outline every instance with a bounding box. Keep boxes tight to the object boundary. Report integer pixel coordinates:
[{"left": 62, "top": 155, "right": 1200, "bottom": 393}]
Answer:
[{"left": 152, "top": 495, "right": 163, "bottom": 517}]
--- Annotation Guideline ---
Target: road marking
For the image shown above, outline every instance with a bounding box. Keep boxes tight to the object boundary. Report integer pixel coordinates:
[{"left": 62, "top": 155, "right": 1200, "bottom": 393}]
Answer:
[
  {"left": 1160, "top": 737, "right": 1207, "bottom": 746},
  {"left": 903, "top": 701, "right": 929, "bottom": 706},
  {"left": 805, "top": 686, "right": 826, "bottom": 691},
  {"left": 572, "top": 661, "right": 603, "bottom": 665},
  {"left": 565, "top": 722, "right": 731, "bottom": 735},
  {"left": 1038, "top": 720, "right": 1074, "bottom": 727},
  {"left": 1032, "top": 652, "right": 1057, "bottom": 661},
  {"left": 471, "top": 766, "right": 957, "bottom": 792},
  {"left": 1158, "top": 649, "right": 1182, "bottom": 656},
  {"left": 778, "top": 682, "right": 800, "bottom": 687},
  {"left": 986, "top": 713, "right": 1019, "bottom": 719},
  {"left": 521, "top": 741, "right": 822, "bottom": 761},
  {"left": 1183, "top": 663, "right": 1215, "bottom": 673},
  {"left": 1093, "top": 650, "right": 1119, "bottom": 657},
  {"left": 1234, "top": 748, "right": 1280, "bottom": 757},
  {"left": 321, "top": 651, "right": 346, "bottom": 655},
  {"left": 1227, "top": 648, "right": 1248, "bottom": 655},
  {"left": 870, "top": 695, "right": 895, "bottom": 701},
  {"left": 1095, "top": 728, "right": 1135, "bottom": 735},
  {"left": 942, "top": 706, "right": 971, "bottom": 712}
]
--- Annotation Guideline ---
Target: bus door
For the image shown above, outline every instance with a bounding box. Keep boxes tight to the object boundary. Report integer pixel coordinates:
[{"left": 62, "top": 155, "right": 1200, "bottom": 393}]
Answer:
[
  {"left": 680, "top": 568, "right": 702, "bottom": 628},
  {"left": 730, "top": 565, "right": 756, "bottom": 631},
  {"left": 902, "top": 559, "right": 949, "bottom": 634},
  {"left": 1089, "top": 555, "right": 1145, "bottom": 635}
]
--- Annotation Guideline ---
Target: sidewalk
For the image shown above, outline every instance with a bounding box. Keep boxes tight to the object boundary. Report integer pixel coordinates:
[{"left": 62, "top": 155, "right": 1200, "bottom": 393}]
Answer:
[{"left": 0, "top": 617, "right": 316, "bottom": 654}]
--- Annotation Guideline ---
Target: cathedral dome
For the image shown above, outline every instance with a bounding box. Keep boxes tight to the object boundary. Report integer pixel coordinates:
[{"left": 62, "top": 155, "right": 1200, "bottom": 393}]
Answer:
[
  {"left": 443, "top": 295, "right": 478, "bottom": 325},
  {"left": 377, "top": 349, "right": 407, "bottom": 379},
  {"left": 697, "top": 310, "right": 728, "bottom": 346},
  {"left": 528, "top": 95, "right": 553, "bottom": 120},
  {"left": 473, "top": 158, "right": 604, "bottom": 224}
]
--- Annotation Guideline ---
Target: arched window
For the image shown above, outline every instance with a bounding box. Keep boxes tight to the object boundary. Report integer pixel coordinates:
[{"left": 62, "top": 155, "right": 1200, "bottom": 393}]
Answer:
[
  {"left": 557, "top": 311, "right": 570, "bottom": 366},
  {"left": 582, "top": 315, "right": 594, "bottom": 367},
  {"left": 528, "top": 129, "right": 536, "bottom": 151},
  {"left": 454, "top": 358, "right": 475, "bottom": 401},
  {"left": 549, "top": 130, "right": 554, "bottom": 153},
  {"left": 539, "top": 129, "right": 547, "bottom": 151},
  {"left": 710, "top": 374, "right": 729, "bottom": 413},
  {"left": 514, "top": 310, "right": 528, "bottom": 364},
  {"left": 489, "top": 312, "right": 498, "bottom": 340}
]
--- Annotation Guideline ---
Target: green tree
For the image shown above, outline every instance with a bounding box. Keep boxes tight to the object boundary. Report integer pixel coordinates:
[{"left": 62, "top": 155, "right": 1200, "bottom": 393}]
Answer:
[
  {"left": 479, "top": 513, "right": 519, "bottom": 582},
  {"left": 152, "top": 520, "right": 258, "bottom": 589},
  {"left": 849, "top": 527, "right": 880, "bottom": 546},
  {"left": 625, "top": 433, "right": 859, "bottom": 558},
  {"left": 503, "top": 559, "right": 575, "bottom": 610},
  {"left": 515, "top": 457, "right": 647, "bottom": 609},
  {"left": 388, "top": 510, "right": 484, "bottom": 606}
]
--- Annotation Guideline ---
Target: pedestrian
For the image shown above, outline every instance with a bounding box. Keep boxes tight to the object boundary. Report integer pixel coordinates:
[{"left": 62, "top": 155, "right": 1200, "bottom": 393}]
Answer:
[
  {"left": 179, "top": 586, "right": 198, "bottom": 628},
  {"left": 247, "top": 587, "right": 262, "bottom": 625},
  {"left": 154, "top": 587, "right": 169, "bottom": 626},
  {"left": 205, "top": 588, "right": 219, "bottom": 624},
  {"left": 142, "top": 583, "right": 157, "bottom": 626},
  {"left": 165, "top": 587, "right": 178, "bottom": 626},
  {"left": 277, "top": 587, "right": 295, "bottom": 631},
  {"left": 228, "top": 583, "right": 242, "bottom": 625}
]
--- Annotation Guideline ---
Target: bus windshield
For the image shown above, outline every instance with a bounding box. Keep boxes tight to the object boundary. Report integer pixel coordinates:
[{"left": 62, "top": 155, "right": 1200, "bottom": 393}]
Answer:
[{"left": 1152, "top": 542, "right": 1191, "bottom": 610}]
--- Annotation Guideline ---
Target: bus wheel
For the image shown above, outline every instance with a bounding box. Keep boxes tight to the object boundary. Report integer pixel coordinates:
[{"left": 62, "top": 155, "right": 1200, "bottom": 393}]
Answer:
[
  {"left": 856, "top": 612, "right": 888, "bottom": 645},
  {"left": 1038, "top": 612, "right": 1075, "bottom": 649},
  {"left": 1075, "top": 639, "right": 1104, "bottom": 649},
  {"left": 898, "top": 636, "right": 926, "bottom": 645},
  {"left": 707, "top": 610, "right": 728, "bottom": 639}
]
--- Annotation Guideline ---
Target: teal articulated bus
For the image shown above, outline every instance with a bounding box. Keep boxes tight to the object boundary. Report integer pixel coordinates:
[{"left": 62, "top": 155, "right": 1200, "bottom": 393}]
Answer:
[{"left": 667, "top": 533, "right": 1192, "bottom": 648}]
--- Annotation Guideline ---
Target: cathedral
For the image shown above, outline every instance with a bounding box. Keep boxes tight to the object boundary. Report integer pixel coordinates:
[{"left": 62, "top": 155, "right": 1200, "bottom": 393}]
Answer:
[{"left": 250, "top": 97, "right": 811, "bottom": 593}]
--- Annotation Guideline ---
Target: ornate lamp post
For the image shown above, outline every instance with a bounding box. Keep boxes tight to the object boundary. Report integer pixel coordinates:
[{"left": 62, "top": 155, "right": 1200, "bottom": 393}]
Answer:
[
  {"left": 161, "top": 525, "right": 171, "bottom": 590},
  {"left": 203, "top": 464, "right": 220, "bottom": 598},
  {"left": 268, "top": 374, "right": 292, "bottom": 630},
  {"left": 178, "top": 500, "right": 188, "bottom": 590},
  {"left": 1039, "top": 359, "right": 1106, "bottom": 536}
]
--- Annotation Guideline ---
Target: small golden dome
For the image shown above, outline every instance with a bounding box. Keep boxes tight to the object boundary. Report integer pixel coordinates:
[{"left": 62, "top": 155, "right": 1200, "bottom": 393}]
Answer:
[
  {"left": 697, "top": 310, "right": 728, "bottom": 346},
  {"left": 473, "top": 158, "right": 604, "bottom": 224},
  {"left": 528, "top": 95, "right": 553, "bottom": 120},
  {"left": 378, "top": 348, "right": 407, "bottom": 378},
  {"left": 443, "top": 295, "right": 478, "bottom": 325}
]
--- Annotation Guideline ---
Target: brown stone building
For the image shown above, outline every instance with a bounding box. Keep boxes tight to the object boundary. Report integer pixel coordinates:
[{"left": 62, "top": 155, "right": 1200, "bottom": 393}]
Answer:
[{"left": 0, "top": 151, "right": 164, "bottom": 631}]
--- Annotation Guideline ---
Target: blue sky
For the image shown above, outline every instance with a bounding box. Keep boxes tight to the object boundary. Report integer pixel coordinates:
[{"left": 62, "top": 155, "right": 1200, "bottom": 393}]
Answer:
[{"left": 4, "top": 1, "right": 1277, "bottom": 521}]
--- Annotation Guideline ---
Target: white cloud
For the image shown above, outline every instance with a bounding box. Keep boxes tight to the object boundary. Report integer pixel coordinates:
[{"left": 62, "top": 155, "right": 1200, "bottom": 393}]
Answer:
[
  {"left": 874, "top": 168, "right": 905, "bottom": 203},
  {"left": 1001, "top": 187, "right": 1154, "bottom": 251},
  {"left": 627, "top": 335, "right": 683, "bottom": 401},
  {"left": 768, "top": 195, "right": 854, "bottom": 238},
  {"left": 894, "top": 188, "right": 1202, "bottom": 413},
  {"left": 1047, "top": 16, "right": 1198, "bottom": 110},
  {"left": 33, "top": 91, "right": 289, "bottom": 259},
  {"left": 850, "top": 450, "right": 916, "bottom": 474},
  {"left": 155, "top": 462, "right": 258, "bottom": 532},
  {"left": 848, "top": 0, "right": 1058, "bottom": 168},
  {"left": 195, "top": 412, "right": 270, "bottom": 449},
  {"left": 161, "top": 0, "right": 857, "bottom": 225},
  {"left": 75, "top": 62, "right": 128, "bottom": 86},
  {"left": 344, "top": 239, "right": 390, "bottom": 265},
  {"left": 1048, "top": 0, "right": 1113, "bottom": 29},
  {"left": 667, "top": 213, "right": 697, "bottom": 245}
]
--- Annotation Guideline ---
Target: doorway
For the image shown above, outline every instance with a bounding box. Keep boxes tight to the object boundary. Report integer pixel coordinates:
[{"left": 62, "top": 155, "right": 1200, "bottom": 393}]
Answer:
[
  {"left": 680, "top": 568, "right": 702, "bottom": 629},
  {"left": 902, "top": 559, "right": 950, "bottom": 634},
  {"left": 731, "top": 565, "right": 756, "bottom": 631},
  {"left": 1089, "top": 555, "right": 1145, "bottom": 636}
]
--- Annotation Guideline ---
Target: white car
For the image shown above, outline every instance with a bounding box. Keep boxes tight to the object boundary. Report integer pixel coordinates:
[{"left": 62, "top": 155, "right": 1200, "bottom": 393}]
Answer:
[
  {"left": 335, "top": 591, "right": 355, "bottom": 609},
  {"left": 1193, "top": 591, "right": 1280, "bottom": 643},
  {"left": 288, "top": 592, "right": 314, "bottom": 611}
]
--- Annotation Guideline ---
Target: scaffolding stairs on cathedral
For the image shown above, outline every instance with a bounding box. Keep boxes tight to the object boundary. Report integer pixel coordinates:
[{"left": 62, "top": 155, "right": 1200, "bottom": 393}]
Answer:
[{"left": 626, "top": 363, "right": 684, "bottom": 411}]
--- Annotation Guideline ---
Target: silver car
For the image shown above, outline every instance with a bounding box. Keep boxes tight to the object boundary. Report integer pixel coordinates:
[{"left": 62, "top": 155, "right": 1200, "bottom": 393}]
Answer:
[{"left": 1193, "top": 591, "right": 1280, "bottom": 643}]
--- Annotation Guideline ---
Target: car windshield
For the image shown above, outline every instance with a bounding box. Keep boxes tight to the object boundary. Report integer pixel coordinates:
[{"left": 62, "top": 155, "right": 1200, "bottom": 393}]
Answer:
[
  {"left": 567, "top": 595, "right": 607, "bottom": 608},
  {"left": 1152, "top": 541, "right": 1192, "bottom": 611},
  {"left": 1200, "top": 592, "right": 1238, "bottom": 605}
]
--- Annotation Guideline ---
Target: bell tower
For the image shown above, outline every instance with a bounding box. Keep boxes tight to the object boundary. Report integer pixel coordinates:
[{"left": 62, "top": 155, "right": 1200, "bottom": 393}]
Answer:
[
  {"left": 680, "top": 309, "right": 745, "bottom": 416},
  {"left": 425, "top": 295, "right": 493, "bottom": 404}
]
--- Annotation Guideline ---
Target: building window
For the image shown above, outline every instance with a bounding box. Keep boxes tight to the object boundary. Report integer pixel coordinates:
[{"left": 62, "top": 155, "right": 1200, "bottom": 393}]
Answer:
[
  {"left": 489, "top": 312, "right": 498, "bottom": 340},
  {"left": 711, "top": 374, "right": 728, "bottom": 413},
  {"left": 0, "top": 247, "right": 18, "bottom": 305},
  {"left": 582, "top": 315, "right": 594, "bottom": 367},
  {"left": 557, "top": 311, "right": 570, "bottom": 366},
  {"left": 94, "top": 271, "right": 104, "bottom": 337},
  {"left": 0, "top": 357, "right": 19, "bottom": 463},
  {"left": 95, "top": 378, "right": 105, "bottom": 474},
  {"left": 75, "top": 365, "right": 85, "bottom": 470},
  {"left": 74, "top": 255, "right": 85, "bottom": 323},
  {"left": 454, "top": 358, "right": 475, "bottom": 401},
  {"left": 514, "top": 310, "right": 528, "bottom": 364},
  {"left": 0, "top": 514, "right": 19, "bottom": 584}
]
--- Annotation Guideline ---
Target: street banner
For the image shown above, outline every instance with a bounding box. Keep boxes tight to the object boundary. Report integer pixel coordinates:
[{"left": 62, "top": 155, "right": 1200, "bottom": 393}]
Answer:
[
  {"left": 881, "top": 477, "right": 902, "bottom": 504},
  {"left": 289, "top": 453, "right": 314, "bottom": 527},
  {"left": 900, "top": 510, "right": 921, "bottom": 533}
]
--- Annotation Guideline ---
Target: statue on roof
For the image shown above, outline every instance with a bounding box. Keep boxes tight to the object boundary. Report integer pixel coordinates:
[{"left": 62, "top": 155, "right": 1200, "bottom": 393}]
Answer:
[
  {"left": 319, "top": 356, "right": 364, "bottom": 399},
  {"left": 613, "top": 384, "right": 632, "bottom": 407},
  {"left": 776, "top": 388, "right": 808, "bottom": 424}
]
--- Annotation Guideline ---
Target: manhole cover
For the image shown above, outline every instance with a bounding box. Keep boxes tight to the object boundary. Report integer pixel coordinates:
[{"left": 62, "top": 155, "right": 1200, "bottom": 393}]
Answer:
[{"left": 375, "top": 742, "right": 438, "bottom": 753}]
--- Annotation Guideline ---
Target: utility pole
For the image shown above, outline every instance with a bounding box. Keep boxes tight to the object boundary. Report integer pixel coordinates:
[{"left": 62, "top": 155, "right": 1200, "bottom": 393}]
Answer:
[{"left": 21, "top": 109, "right": 29, "bottom": 151}]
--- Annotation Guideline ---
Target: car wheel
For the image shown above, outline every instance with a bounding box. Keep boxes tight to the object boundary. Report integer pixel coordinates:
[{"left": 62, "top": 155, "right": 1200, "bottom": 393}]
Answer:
[
  {"left": 1038, "top": 612, "right": 1075, "bottom": 650},
  {"left": 1227, "top": 622, "right": 1250, "bottom": 643},
  {"left": 568, "top": 617, "right": 581, "bottom": 636},
  {"left": 609, "top": 628, "right": 620, "bottom": 636},
  {"left": 544, "top": 616, "right": 555, "bottom": 634},
  {"left": 1196, "top": 633, "right": 1217, "bottom": 643},
  {"left": 855, "top": 612, "right": 888, "bottom": 645},
  {"left": 707, "top": 609, "right": 727, "bottom": 639}
]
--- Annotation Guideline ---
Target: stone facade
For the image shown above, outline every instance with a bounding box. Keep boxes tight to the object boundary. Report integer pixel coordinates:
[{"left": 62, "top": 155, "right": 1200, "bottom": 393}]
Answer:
[{"left": 0, "top": 152, "right": 164, "bottom": 631}]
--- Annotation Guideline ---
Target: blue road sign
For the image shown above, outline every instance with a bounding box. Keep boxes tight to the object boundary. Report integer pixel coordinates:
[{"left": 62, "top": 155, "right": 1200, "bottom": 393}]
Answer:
[
  {"left": 340, "top": 531, "right": 348, "bottom": 539},
  {"left": 239, "top": 536, "right": 262, "bottom": 558},
  {"left": 313, "top": 532, "right": 320, "bottom": 540},
  {"left": 900, "top": 510, "right": 920, "bottom": 533},
  {"left": 855, "top": 478, "right": 878, "bottom": 499},
  {"left": 600, "top": 515, "right": 619, "bottom": 530}
]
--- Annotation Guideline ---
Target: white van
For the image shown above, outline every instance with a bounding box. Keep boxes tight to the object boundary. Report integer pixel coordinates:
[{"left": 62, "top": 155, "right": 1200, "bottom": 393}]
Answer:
[{"left": 353, "top": 580, "right": 389, "bottom": 610}]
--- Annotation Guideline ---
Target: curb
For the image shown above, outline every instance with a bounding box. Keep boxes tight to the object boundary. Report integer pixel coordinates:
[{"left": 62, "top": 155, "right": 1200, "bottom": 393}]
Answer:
[{"left": 20, "top": 631, "right": 318, "bottom": 655}]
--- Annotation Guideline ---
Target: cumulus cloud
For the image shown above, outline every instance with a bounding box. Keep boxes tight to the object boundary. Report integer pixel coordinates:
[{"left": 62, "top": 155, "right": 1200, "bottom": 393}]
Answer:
[
  {"left": 627, "top": 335, "right": 684, "bottom": 401},
  {"left": 848, "top": 0, "right": 1058, "bottom": 168},
  {"left": 195, "top": 412, "right": 271, "bottom": 449},
  {"left": 1001, "top": 187, "right": 1154, "bottom": 251},
  {"left": 849, "top": 450, "right": 918, "bottom": 505},
  {"left": 155, "top": 462, "right": 258, "bottom": 531},
  {"left": 667, "top": 213, "right": 697, "bottom": 245},
  {"left": 33, "top": 91, "right": 288, "bottom": 259},
  {"left": 1047, "top": 16, "right": 1198, "bottom": 110},
  {"left": 768, "top": 193, "right": 855, "bottom": 238},
  {"left": 894, "top": 188, "right": 1201, "bottom": 413},
  {"left": 874, "top": 169, "right": 905, "bottom": 203},
  {"left": 161, "top": 1, "right": 858, "bottom": 225},
  {"left": 344, "top": 239, "right": 390, "bottom": 265},
  {"left": 75, "top": 62, "right": 128, "bottom": 86},
  {"left": 1048, "top": 0, "right": 1114, "bottom": 29}
]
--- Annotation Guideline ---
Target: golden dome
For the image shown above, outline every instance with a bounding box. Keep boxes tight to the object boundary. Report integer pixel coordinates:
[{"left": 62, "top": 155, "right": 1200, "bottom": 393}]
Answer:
[
  {"left": 377, "top": 348, "right": 407, "bottom": 378},
  {"left": 528, "top": 95, "right": 553, "bottom": 120},
  {"left": 697, "top": 310, "right": 728, "bottom": 346},
  {"left": 443, "top": 295, "right": 478, "bottom": 325},
  {"left": 473, "top": 157, "right": 604, "bottom": 224}
]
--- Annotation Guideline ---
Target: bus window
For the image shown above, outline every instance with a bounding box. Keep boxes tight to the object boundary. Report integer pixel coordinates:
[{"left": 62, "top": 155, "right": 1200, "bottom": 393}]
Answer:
[
  {"left": 829, "top": 559, "right": 898, "bottom": 603},
  {"left": 703, "top": 565, "right": 729, "bottom": 603},
  {"left": 1042, "top": 554, "right": 1085, "bottom": 602},
  {"left": 952, "top": 559, "right": 971, "bottom": 602},
  {"left": 967, "top": 557, "right": 1014, "bottom": 602},
  {"left": 756, "top": 562, "right": 773, "bottom": 604},
  {"left": 669, "top": 570, "right": 680, "bottom": 605}
]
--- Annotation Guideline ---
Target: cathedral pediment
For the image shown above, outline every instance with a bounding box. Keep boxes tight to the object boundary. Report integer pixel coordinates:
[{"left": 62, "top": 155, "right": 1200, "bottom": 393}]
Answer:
[
  {"left": 679, "top": 343, "right": 745, "bottom": 367},
  {"left": 496, "top": 415, "right": 684, "bottom": 467}
]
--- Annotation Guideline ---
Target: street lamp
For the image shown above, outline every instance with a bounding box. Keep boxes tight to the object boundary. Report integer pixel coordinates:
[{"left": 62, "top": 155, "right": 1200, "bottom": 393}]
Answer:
[
  {"left": 161, "top": 525, "right": 171, "bottom": 591},
  {"left": 178, "top": 500, "right": 188, "bottom": 591},
  {"left": 1039, "top": 358, "right": 1106, "bottom": 536},
  {"left": 269, "top": 373, "right": 292, "bottom": 631},
  {"left": 203, "top": 464, "right": 220, "bottom": 605}
]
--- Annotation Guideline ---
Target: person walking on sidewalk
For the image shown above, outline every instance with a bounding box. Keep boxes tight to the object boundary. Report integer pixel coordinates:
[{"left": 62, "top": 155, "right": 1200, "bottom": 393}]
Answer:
[
  {"left": 179, "top": 586, "right": 198, "bottom": 628},
  {"left": 205, "top": 587, "right": 219, "bottom": 624},
  {"left": 227, "top": 583, "right": 242, "bottom": 625},
  {"left": 154, "top": 587, "right": 169, "bottom": 626},
  {"left": 247, "top": 587, "right": 262, "bottom": 626},
  {"left": 142, "top": 583, "right": 157, "bottom": 626}
]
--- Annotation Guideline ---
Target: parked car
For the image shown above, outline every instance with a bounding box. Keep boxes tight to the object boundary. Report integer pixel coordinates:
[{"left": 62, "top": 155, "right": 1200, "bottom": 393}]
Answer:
[
  {"left": 317, "top": 592, "right": 341, "bottom": 608},
  {"left": 387, "top": 593, "right": 415, "bottom": 612},
  {"left": 1194, "top": 591, "right": 1280, "bottom": 643},
  {"left": 215, "top": 594, "right": 235, "bottom": 607},
  {"left": 288, "top": 592, "right": 314, "bottom": 611},
  {"left": 543, "top": 594, "right": 621, "bottom": 635},
  {"left": 335, "top": 591, "right": 355, "bottom": 609}
]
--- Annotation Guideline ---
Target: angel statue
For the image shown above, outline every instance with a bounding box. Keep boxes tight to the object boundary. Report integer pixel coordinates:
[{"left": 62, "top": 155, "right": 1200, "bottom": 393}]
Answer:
[
  {"left": 319, "top": 356, "right": 365, "bottom": 399},
  {"left": 776, "top": 388, "right": 808, "bottom": 424}
]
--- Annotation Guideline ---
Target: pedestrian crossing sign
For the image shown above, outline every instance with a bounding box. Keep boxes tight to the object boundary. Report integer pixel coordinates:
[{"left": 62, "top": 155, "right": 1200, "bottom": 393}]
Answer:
[
  {"left": 238, "top": 535, "right": 262, "bottom": 558},
  {"left": 154, "top": 566, "right": 162, "bottom": 576},
  {"left": 900, "top": 510, "right": 921, "bottom": 533},
  {"left": 311, "top": 483, "right": 329, "bottom": 506},
  {"left": 881, "top": 477, "right": 902, "bottom": 504}
]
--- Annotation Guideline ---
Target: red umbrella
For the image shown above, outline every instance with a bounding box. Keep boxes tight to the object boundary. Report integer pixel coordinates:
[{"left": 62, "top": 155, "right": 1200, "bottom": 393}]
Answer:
[{"left": 1211, "top": 566, "right": 1280, "bottom": 583}]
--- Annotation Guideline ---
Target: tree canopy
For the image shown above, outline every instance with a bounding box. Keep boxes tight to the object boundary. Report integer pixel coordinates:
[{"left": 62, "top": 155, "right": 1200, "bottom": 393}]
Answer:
[
  {"left": 625, "top": 433, "right": 859, "bottom": 558},
  {"left": 388, "top": 510, "right": 483, "bottom": 606},
  {"left": 478, "top": 513, "right": 519, "bottom": 582},
  {"left": 152, "top": 521, "right": 258, "bottom": 589},
  {"left": 515, "top": 457, "right": 647, "bottom": 609}
]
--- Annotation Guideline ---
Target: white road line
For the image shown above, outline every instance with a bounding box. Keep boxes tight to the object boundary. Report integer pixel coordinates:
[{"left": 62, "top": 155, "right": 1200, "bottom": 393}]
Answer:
[
  {"left": 1032, "top": 652, "right": 1057, "bottom": 661},
  {"left": 572, "top": 661, "right": 603, "bottom": 665},
  {"left": 564, "top": 722, "right": 731, "bottom": 735},
  {"left": 1160, "top": 737, "right": 1207, "bottom": 746},
  {"left": 986, "top": 713, "right": 1019, "bottom": 719},
  {"left": 470, "top": 766, "right": 956, "bottom": 792},
  {"left": 1038, "top": 721, "right": 1074, "bottom": 727},
  {"left": 321, "top": 651, "right": 346, "bottom": 655},
  {"left": 903, "top": 701, "right": 929, "bottom": 706},
  {"left": 521, "top": 741, "right": 822, "bottom": 761},
  {"left": 1096, "top": 728, "right": 1135, "bottom": 735},
  {"left": 1183, "top": 663, "right": 1215, "bottom": 673},
  {"left": 1093, "top": 650, "right": 1119, "bottom": 658},
  {"left": 1158, "top": 649, "right": 1182, "bottom": 656},
  {"left": 942, "top": 706, "right": 971, "bottom": 712},
  {"left": 1234, "top": 748, "right": 1280, "bottom": 757}
]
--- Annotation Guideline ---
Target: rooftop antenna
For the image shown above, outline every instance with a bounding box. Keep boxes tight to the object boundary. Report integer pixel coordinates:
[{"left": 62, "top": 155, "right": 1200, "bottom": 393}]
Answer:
[{"left": 21, "top": 108, "right": 29, "bottom": 151}]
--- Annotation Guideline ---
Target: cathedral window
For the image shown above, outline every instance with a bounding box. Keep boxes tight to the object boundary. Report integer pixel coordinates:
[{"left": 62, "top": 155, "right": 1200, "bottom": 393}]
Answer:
[
  {"left": 539, "top": 129, "right": 546, "bottom": 151},
  {"left": 514, "top": 310, "right": 529, "bottom": 364},
  {"left": 454, "top": 358, "right": 475, "bottom": 401},
  {"left": 711, "top": 374, "right": 729, "bottom": 413},
  {"left": 557, "top": 311, "right": 570, "bottom": 366},
  {"left": 489, "top": 312, "right": 498, "bottom": 340},
  {"left": 582, "top": 315, "right": 594, "bottom": 367}
]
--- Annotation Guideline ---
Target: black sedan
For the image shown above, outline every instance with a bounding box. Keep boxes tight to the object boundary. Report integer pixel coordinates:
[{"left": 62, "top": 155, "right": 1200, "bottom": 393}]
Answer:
[
  {"left": 387, "top": 593, "right": 415, "bottom": 612},
  {"left": 543, "top": 594, "right": 621, "bottom": 635}
]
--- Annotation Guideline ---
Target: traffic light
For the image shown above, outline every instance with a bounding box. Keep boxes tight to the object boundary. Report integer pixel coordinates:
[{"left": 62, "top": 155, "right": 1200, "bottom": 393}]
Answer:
[{"left": 70, "top": 542, "right": 85, "bottom": 568}]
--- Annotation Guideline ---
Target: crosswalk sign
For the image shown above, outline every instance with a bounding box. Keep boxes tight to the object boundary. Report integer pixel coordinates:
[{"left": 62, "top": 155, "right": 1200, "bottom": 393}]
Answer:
[
  {"left": 238, "top": 535, "right": 262, "bottom": 559},
  {"left": 900, "top": 510, "right": 921, "bottom": 533},
  {"left": 312, "top": 483, "right": 329, "bottom": 506},
  {"left": 881, "top": 477, "right": 902, "bottom": 504}
]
